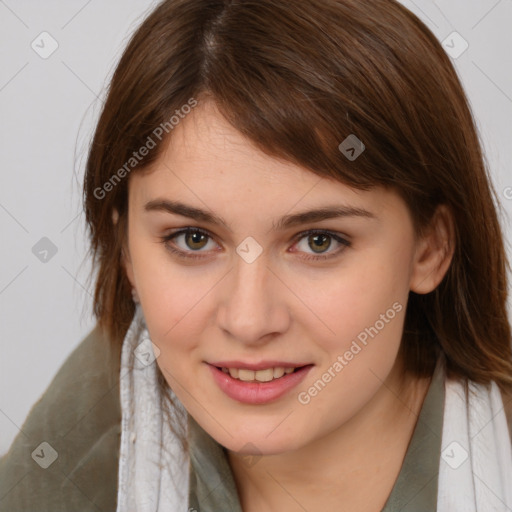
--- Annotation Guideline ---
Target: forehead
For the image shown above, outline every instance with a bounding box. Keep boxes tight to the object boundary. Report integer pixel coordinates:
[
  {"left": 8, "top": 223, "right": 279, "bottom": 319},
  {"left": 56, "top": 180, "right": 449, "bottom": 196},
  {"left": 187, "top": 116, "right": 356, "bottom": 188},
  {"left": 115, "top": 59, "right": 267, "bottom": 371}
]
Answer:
[
  {"left": 128, "top": 101, "right": 407, "bottom": 225},
  {"left": 152, "top": 100, "right": 323, "bottom": 189}
]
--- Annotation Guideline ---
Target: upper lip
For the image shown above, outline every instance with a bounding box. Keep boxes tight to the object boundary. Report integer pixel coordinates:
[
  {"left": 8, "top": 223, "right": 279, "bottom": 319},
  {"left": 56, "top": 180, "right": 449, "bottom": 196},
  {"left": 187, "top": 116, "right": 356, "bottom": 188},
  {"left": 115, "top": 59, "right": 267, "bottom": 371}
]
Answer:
[{"left": 208, "top": 360, "right": 312, "bottom": 371}]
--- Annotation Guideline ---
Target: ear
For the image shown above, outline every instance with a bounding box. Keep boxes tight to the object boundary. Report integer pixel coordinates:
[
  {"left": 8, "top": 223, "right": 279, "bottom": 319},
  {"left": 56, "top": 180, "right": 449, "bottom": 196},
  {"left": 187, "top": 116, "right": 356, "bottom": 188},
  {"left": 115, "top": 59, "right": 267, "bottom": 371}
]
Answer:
[
  {"left": 409, "top": 204, "right": 456, "bottom": 294},
  {"left": 113, "top": 208, "right": 136, "bottom": 289}
]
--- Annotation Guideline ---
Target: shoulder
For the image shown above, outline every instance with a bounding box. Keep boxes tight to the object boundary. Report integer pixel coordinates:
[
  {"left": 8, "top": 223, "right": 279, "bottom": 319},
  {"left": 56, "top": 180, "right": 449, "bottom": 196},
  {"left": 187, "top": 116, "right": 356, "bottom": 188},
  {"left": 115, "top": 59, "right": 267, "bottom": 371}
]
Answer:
[{"left": 0, "top": 324, "right": 123, "bottom": 511}]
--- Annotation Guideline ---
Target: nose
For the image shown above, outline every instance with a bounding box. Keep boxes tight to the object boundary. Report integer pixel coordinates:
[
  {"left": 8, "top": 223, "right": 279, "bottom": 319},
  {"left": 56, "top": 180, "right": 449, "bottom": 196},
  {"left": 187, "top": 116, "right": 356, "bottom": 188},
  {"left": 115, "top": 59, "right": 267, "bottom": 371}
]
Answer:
[{"left": 216, "top": 253, "right": 291, "bottom": 346}]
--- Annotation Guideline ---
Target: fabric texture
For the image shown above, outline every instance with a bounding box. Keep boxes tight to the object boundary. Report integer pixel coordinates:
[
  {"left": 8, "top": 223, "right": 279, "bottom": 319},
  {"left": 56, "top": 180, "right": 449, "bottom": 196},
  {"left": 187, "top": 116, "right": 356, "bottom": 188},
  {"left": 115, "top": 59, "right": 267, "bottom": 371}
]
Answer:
[
  {"left": 381, "top": 354, "right": 445, "bottom": 511},
  {"left": 438, "top": 376, "right": 512, "bottom": 510},
  {"left": 188, "top": 415, "right": 244, "bottom": 512},
  {"left": 0, "top": 323, "right": 122, "bottom": 511},
  {"left": 116, "top": 303, "right": 189, "bottom": 512}
]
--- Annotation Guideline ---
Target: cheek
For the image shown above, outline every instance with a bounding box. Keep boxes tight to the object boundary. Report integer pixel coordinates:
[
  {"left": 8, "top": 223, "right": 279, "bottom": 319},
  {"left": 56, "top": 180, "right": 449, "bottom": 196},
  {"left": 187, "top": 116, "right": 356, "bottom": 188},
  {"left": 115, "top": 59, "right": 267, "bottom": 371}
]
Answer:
[
  {"left": 140, "top": 271, "right": 207, "bottom": 392},
  {"left": 139, "top": 273, "right": 207, "bottom": 351},
  {"left": 132, "top": 250, "right": 221, "bottom": 372},
  {"left": 291, "top": 248, "right": 411, "bottom": 357},
  {"left": 295, "top": 246, "right": 412, "bottom": 418},
  {"left": 293, "top": 270, "right": 409, "bottom": 438}
]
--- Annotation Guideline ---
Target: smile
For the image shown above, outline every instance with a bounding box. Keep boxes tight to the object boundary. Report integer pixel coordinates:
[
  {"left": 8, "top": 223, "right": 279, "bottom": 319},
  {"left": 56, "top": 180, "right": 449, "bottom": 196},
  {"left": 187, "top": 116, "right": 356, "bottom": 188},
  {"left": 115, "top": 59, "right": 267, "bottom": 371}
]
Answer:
[
  {"left": 220, "top": 366, "right": 296, "bottom": 382},
  {"left": 207, "top": 363, "right": 314, "bottom": 404}
]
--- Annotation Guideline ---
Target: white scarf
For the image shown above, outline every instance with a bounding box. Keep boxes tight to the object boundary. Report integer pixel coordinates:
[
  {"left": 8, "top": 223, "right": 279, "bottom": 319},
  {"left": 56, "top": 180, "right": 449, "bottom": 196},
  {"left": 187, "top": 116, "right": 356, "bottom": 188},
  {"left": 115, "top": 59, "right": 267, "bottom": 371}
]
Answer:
[
  {"left": 116, "top": 304, "right": 512, "bottom": 511},
  {"left": 116, "top": 304, "right": 189, "bottom": 512},
  {"left": 438, "top": 374, "right": 512, "bottom": 510}
]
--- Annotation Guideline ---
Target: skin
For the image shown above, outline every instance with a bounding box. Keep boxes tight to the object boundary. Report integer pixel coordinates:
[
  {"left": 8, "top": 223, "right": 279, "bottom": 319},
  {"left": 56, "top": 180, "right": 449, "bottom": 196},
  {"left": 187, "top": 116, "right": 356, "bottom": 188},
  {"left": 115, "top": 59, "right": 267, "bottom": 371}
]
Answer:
[{"left": 121, "top": 99, "right": 455, "bottom": 511}]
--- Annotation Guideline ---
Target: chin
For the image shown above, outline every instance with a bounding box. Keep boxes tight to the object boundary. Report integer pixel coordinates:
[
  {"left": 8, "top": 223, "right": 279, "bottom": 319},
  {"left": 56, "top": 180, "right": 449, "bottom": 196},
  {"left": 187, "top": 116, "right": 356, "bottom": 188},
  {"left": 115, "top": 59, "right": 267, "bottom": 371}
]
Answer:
[{"left": 207, "top": 419, "right": 306, "bottom": 455}]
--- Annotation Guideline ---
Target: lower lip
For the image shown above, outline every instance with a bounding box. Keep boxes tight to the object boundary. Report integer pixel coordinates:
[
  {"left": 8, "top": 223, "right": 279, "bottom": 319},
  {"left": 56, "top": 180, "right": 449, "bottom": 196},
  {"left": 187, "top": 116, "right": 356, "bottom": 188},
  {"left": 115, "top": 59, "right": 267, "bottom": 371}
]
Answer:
[{"left": 207, "top": 364, "right": 313, "bottom": 405}]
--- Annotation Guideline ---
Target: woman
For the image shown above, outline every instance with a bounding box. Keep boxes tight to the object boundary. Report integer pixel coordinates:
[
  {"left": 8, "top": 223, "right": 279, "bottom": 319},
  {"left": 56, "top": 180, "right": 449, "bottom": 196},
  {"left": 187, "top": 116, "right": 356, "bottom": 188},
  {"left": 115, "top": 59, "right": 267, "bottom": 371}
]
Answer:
[{"left": 1, "top": 0, "right": 511, "bottom": 510}]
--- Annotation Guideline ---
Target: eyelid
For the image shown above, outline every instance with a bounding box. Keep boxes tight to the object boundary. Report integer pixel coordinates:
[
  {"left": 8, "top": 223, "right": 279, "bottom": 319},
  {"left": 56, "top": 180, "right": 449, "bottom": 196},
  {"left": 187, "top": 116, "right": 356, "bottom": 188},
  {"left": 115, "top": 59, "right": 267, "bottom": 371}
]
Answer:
[
  {"left": 160, "top": 226, "right": 351, "bottom": 261},
  {"left": 289, "top": 228, "right": 351, "bottom": 261}
]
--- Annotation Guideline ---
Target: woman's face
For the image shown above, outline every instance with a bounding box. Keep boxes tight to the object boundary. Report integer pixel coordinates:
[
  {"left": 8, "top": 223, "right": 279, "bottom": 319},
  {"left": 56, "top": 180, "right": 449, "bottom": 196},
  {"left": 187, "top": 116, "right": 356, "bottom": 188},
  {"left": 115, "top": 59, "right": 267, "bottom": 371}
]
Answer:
[{"left": 123, "top": 100, "right": 429, "bottom": 455}]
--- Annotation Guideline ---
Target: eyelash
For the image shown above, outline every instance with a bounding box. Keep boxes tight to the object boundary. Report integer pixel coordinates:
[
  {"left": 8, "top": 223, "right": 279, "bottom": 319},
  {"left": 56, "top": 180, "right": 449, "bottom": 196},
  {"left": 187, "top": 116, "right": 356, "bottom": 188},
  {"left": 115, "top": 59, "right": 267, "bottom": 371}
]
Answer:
[{"left": 160, "top": 227, "right": 351, "bottom": 262}]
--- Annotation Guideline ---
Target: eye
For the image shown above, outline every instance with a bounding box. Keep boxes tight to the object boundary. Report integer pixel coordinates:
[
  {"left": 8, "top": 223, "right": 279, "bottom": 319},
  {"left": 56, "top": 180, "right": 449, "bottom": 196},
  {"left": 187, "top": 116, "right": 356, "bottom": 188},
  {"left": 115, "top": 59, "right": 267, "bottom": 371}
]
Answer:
[
  {"left": 160, "top": 227, "right": 351, "bottom": 261},
  {"left": 291, "top": 229, "right": 351, "bottom": 261},
  {"left": 161, "top": 228, "right": 218, "bottom": 259}
]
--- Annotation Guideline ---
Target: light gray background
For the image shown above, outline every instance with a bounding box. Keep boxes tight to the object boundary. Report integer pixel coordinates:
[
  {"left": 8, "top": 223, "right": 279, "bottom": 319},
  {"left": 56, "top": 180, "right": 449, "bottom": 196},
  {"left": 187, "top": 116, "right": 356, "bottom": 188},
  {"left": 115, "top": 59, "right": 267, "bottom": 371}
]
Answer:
[{"left": 1, "top": 0, "right": 511, "bottom": 456}]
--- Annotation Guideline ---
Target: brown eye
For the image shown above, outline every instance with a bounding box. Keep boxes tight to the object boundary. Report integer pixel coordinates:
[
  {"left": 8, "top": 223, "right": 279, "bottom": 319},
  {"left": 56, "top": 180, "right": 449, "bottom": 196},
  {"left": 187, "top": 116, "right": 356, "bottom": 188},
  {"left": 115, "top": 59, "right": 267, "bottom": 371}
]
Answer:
[
  {"left": 161, "top": 228, "right": 218, "bottom": 260},
  {"left": 307, "top": 233, "right": 332, "bottom": 253},
  {"left": 293, "top": 229, "right": 351, "bottom": 262},
  {"left": 161, "top": 227, "right": 350, "bottom": 263},
  {"left": 183, "top": 230, "right": 209, "bottom": 250}
]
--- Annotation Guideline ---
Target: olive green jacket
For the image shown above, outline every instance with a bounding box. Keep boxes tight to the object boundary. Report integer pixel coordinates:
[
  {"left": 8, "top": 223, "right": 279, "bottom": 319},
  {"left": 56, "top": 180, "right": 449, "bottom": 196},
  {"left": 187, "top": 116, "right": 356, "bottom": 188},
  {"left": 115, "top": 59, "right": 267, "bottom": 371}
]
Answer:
[{"left": 0, "top": 325, "right": 121, "bottom": 511}]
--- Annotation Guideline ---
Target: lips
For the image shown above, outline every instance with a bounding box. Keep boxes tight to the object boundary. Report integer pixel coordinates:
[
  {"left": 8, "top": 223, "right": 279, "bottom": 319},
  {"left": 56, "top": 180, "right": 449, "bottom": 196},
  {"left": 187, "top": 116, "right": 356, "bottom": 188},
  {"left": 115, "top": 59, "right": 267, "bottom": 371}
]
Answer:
[
  {"left": 208, "top": 360, "right": 310, "bottom": 371},
  {"left": 207, "top": 362, "right": 314, "bottom": 404}
]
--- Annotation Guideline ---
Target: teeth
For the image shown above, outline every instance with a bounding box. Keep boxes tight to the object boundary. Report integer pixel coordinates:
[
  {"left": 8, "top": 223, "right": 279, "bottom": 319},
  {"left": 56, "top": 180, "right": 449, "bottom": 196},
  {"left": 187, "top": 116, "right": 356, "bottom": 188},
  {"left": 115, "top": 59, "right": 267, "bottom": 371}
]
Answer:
[
  {"left": 238, "top": 369, "right": 255, "bottom": 381},
  {"left": 223, "top": 366, "right": 298, "bottom": 382},
  {"left": 273, "top": 367, "right": 285, "bottom": 378},
  {"left": 254, "top": 368, "right": 274, "bottom": 382}
]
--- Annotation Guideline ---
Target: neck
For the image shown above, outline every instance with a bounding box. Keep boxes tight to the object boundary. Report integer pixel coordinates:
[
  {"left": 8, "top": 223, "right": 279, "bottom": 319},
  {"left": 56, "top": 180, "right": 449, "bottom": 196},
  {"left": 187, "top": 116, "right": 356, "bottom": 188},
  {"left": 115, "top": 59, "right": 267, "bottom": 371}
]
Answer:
[{"left": 227, "top": 360, "right": 432, "bottom": 512}]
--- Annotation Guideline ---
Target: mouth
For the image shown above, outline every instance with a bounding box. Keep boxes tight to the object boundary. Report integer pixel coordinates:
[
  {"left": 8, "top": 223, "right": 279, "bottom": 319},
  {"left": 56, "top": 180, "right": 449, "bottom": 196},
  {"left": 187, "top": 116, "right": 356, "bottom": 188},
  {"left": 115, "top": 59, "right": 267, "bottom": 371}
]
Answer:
[
  {"left": 207, "top": 363, "right": 314, "bottom": 404},
  {"left": 216, "top": 365, "right": 303, "bottom": 382}
]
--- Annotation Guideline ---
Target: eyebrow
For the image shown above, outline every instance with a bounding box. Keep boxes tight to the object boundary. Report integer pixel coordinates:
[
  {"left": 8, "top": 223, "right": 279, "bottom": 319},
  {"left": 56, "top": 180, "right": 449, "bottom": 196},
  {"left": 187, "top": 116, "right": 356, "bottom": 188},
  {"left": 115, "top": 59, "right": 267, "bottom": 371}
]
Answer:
[{"left": 143, "top": 199, "right": 377, "bottom": 232}]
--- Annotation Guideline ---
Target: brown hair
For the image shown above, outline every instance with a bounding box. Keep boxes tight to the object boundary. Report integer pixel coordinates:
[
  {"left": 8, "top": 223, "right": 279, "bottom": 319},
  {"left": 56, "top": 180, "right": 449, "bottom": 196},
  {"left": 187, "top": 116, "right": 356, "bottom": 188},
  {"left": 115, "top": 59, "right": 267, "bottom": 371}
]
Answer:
[{"left": 83, "top": 0, "right": 512, "bottom": 395}]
